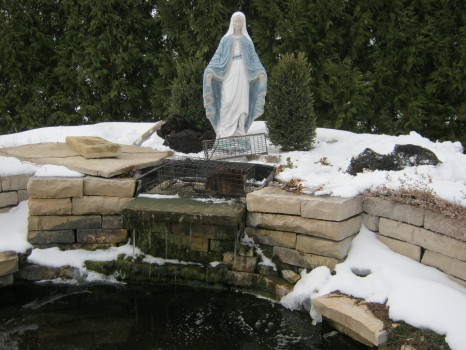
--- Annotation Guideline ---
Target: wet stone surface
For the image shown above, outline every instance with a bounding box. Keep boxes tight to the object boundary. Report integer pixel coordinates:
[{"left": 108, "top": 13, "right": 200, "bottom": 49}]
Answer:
[{"left": 0, "top": 283, "right": 368, "bottom": 350}]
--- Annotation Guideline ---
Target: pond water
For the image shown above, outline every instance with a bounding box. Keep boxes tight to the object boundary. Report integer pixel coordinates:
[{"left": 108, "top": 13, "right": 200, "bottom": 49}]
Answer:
[{"left": 0, "top": 283, "right": 368, "bottom": 350}]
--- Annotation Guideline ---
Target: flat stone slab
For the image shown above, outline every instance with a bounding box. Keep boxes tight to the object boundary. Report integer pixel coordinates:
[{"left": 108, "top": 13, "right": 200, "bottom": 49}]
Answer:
[
  {"left": 247, "top": 186, "right": 363, "bottom": 221},
  {"left": 66, "top": 136, "right": 121, "bottom": 158},
  {"left": 377, "top": 234, "right": 422, "bottom": 261},
  {"left": 421, "top": 250, "right": 466, "bottom": 281},
  {"left": 273, "top": 246, "right": 341, "bottom": 269},
  {"left": 124, "top": 197, "right": 245, "bottom": 227},
  {"left": 313, "top": 293, "right": 389, "bottom": 347},
  {"left": 379, "top": 218, "right": 466, "bottom": 261},
  {"left": 0, "top": 142, "right": 171, "bottom": 178},
  {"left": 247, "top": 212, "right": 361, "bottom": 241}
]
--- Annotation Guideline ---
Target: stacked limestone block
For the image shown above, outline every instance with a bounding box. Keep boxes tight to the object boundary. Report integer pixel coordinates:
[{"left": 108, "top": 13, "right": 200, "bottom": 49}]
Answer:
[
  {"left": 0, "top": 173, "right": 33, "bottom": 212},
  {"left": 246, "top": 187, "right": 363, "bottom": 271},
  {"left": 0, "top": 251, "right": 19, "bottom": 287},
  {"left": 364, "top": 197, "right": 466, "bottom": 287},
  {"left": 27, "top": 176, "right": 136, "bottom": 248}
]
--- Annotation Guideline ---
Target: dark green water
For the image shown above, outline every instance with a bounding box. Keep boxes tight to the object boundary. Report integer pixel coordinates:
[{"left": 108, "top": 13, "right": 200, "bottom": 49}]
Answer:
[{"left": 0, "top": 283, "right": 367, "bottom": 350}]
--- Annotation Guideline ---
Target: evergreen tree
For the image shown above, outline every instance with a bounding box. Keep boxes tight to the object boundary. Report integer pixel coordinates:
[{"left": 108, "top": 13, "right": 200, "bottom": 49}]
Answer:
[
  {"left": 169, "top": 57, "right": 212, "bottom": 132},
  {"left": 1, "top": 0, "right": 464, "bottom": 148},
  {"left": 58, "top": 0, "right": 161, "bottom": 124},
  {"left": 266, "top": 53, "right": 316, "bottom": 151}
]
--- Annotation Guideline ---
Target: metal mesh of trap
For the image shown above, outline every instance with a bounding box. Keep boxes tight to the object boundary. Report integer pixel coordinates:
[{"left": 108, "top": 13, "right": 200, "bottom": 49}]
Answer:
[
  {"left": 138, "top": 158, "right": 273, "bottom": 197},
  {"left": 202, "top": 133, "right": 268, "bottom": 160}
]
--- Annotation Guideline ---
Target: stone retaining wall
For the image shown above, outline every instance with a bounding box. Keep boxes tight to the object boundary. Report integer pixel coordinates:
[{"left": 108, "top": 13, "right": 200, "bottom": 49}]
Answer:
[
  {"left": 246, "top": 187, "right": 363, "bottom": 271},
  {"left": 0, "top": 173, "right": 33, "bottom": 212},
  {"left": 245, "top": 187, "right": 466, "bottom": 289},
  {"left": 363, "top": 197, "right": 466, "bottom": 287},
  {"left": 7, "top": 175, "right": 465, "bottom": 291},
  {"left": 27, "top": 176, "right": 136, "bottom": 249}
]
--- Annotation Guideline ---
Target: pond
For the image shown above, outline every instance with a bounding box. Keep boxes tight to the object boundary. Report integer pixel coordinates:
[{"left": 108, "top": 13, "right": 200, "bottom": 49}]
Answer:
[{"left": 0, "top": 283, "right": 368, "bottom": 350}]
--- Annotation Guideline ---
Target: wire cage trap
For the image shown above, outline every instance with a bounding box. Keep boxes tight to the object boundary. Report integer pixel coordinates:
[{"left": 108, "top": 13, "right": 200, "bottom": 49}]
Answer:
[
  {"left": 136, "top": 157, "right": 275, "bottom": 198},
  {"left": 202, "top": 133, "right": 268, "bottom": 160}
]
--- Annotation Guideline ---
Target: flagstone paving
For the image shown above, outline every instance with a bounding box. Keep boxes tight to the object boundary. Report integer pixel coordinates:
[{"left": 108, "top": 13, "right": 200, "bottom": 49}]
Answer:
[{"left": 0, "top": 142, "right": 172, "bottom": 178}]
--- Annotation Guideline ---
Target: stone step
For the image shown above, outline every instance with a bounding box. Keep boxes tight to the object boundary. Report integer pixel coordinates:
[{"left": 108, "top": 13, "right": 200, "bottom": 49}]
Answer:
[
  {"left": 124, "top": 197, "right": 245, "bottom": 227},
  {"left": 313, "top": 292, "right": 390, "bottom": 347}
]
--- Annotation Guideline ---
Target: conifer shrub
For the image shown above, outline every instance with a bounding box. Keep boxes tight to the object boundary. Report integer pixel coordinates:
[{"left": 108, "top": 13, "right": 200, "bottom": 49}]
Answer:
[
  {"left": 169, "top": 58, "right": 212, "bottom": 133},
  {"left": 266, "top": 53, "right": 316, "bottom": 151}
]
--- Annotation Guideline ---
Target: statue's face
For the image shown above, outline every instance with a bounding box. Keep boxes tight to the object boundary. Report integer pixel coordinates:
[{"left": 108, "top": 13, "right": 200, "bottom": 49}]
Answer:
[{"left": 233, "top": 16, "right": 243, "bottom": 33}]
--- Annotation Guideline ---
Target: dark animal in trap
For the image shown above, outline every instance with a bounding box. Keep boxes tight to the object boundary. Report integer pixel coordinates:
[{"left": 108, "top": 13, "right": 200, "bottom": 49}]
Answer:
[
  {"left": 135, "top": 158, "right": 275, "bottom": 198},
  {"left": 205, "top": 167, "right": 246, "bottom": 197}
]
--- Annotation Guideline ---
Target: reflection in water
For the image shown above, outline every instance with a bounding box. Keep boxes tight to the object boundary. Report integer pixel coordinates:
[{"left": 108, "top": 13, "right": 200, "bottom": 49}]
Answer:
[{"left": 0, "top": 283, "right": 368, "bottom": 350}]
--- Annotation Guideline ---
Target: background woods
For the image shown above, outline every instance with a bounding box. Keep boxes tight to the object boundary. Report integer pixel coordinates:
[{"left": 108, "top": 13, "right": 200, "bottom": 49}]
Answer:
[{"left": 1, "top": 0, "right": 465, "bottom": 147}]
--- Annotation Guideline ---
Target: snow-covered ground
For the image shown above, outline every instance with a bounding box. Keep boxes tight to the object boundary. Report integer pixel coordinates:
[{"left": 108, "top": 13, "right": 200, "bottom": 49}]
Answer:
[{"left": 1, "top": 122, "right": 465, "bottom": 349}]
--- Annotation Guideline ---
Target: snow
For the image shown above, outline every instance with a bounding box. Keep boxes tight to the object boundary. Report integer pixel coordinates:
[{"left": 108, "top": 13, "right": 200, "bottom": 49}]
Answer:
[
  {"left": 1, "top": 121, "right": 465, "bottom": 349},
  {"left": 281, "top": 227, "right": 466, "bottom": 350},
  {"left": 0, "top": 201, "right": 32, "bottom": 252},
  {"left": 1, "top": 122, "right": 464, "bottom": 206}
]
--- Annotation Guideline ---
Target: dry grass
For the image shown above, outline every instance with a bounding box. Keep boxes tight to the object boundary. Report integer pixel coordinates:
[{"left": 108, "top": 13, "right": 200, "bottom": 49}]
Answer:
[
  {"left": 279, "top": 179, "right": 304, "bottom": 193},
  {"left": 363, "top": 173, "right": 466, "bottom": 220}
]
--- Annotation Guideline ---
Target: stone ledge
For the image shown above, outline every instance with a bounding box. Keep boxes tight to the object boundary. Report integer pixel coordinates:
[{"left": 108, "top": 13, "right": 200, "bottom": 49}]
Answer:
[
  {"left": 28, "top": 198, "right": 72, "bottom": 216},
  {"left": 421, "top": 250, "right": 466, "bottom": 281},
  {"left": 124, "top": 197, "right": 245, "bottom": 227},
  {"left": 244, "top": 227, "right": 297, "bottom": 249},
  {"left": 28, "top": 230, "right": 75, "bottom": 244},
  {"left": 363, "top": 197, "right": 424, "bottom": 226},
  {"left": 273, "top": 246, "right": 341, "bottom": 270},
  {"left": 301, "top": 196, "right": 362, "bottom": 222},
  {"left": 1, "top": 174, "right": 33, "bottom": 191},
  {"left": 0, "top": 191, "right": 18, "bottom": 208},
  {"left": 313, "top": 293, "right": 389, "bottom": 347},
  {"left": 72, "top": 196, "right": 132, "bottom": 215},
  {"left": 28, "top": 215, "right": 101, "bottom": 231},
  {"left": 246, "top": 187, "right": 363, "bottom": 221},
  {"left": 83, "top": 177, "right": 135, "bottom": 197},
  {"left": 448, "top": 275, "right": 466, "bottom": 289},
  {"left": 424, "top": 210, "right": 465, "bottom": 242},
  {"left": 102, "top": 215, "right": 124, "bottom": 229},
  {"left": 246, "top": 186, "right": 301, "bottom": 215},
  {"left": 247, "top": 212, "right": 361, "bottom": 241},
  {"left": 296, "top": 234, "right": 354, "bottom": 259},
  {"left": 28, "top": 177, "right": 83, "bottom": 198},
  {"left": 362, "top": 213, "right": 380, "bottom": 232},
  {"left": 18, "top": 189, "right": 28, "bottom": 202},
  {"left": 377, "top": 234, "right": 422, "bottom": 261},
  {"left": 0, "top": 206, "right": 13, "bottom": 213},
  {"left": 379, "top": 218, "right": 466, "bottom": 261}
]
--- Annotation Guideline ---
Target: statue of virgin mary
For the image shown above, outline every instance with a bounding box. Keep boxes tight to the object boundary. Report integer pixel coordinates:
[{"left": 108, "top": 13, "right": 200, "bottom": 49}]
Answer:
[{"left": 203, "top": 12, "right": 267, "bottom": 139}]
